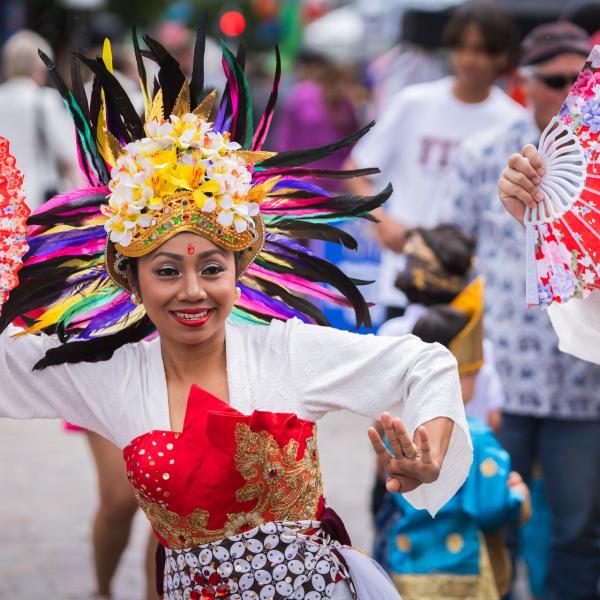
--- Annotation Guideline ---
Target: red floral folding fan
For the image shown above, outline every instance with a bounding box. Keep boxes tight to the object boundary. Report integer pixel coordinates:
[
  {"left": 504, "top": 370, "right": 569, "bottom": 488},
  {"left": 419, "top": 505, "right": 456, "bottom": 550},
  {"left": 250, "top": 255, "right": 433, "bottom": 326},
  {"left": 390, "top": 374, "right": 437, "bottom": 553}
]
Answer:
[
  {"left": 526, "top": 45, "right": 600, "bottom": 307},
  {"left": 0, "top": 136, "right": 30, "bottom": 314}
]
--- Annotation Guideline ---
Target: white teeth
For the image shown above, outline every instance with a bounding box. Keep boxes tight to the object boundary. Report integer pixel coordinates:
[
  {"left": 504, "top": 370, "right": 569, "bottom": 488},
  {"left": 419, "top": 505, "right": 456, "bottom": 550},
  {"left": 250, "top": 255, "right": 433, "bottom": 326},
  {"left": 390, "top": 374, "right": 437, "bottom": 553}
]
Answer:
[{"left": 173, "top": 310, "right": 208, "bottom": 320}]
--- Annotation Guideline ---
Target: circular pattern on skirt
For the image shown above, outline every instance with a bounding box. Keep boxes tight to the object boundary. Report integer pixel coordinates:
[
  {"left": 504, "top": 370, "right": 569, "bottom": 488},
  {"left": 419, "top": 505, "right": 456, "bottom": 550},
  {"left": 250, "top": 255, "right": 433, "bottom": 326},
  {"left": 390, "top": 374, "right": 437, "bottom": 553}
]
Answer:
[{"left": 162, "top": 520, "right": 353, "bottom": 600}]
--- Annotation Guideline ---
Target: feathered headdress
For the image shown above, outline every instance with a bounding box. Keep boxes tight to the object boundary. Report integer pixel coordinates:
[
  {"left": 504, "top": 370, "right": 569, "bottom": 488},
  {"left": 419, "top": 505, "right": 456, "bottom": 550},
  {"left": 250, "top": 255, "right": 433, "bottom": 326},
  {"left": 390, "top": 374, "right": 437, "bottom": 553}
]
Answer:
[{"left": 0, "top": 25, "right": 390, "bottom": 368}]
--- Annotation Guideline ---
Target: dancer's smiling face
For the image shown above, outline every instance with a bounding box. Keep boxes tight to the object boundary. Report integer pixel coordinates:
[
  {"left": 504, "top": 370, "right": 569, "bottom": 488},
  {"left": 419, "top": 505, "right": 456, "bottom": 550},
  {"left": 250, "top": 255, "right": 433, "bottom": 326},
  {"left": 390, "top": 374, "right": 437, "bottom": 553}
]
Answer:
[{"left": 131, "top": 232, "right": 237, "bottom": 346}]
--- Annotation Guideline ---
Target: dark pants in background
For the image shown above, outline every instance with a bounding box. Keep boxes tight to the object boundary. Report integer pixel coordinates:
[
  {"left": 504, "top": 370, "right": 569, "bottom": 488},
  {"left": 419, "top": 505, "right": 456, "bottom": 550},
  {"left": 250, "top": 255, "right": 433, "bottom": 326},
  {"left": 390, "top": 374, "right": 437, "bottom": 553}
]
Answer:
[{"left": 499, "top": 414, "right": 600, "bottom": 600}]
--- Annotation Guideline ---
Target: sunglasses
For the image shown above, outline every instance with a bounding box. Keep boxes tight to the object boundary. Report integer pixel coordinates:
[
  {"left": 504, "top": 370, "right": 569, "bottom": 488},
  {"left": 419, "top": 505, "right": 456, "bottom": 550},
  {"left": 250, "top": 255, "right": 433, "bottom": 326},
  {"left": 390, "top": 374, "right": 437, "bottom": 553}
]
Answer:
[{"left": 534, "top": 72, "right": 579, "bottom": 90}]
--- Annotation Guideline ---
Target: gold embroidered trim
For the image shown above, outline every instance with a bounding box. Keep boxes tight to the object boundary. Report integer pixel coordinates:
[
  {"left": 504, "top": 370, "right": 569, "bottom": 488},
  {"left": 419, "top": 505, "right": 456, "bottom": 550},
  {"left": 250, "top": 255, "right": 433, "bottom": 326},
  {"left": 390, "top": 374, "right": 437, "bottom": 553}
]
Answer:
[
  {"left": 391, "top": 539, "right": 499, "bottom": 600},
  {"left": 134, "top": 423, "right": 323, "bottom": 549}
]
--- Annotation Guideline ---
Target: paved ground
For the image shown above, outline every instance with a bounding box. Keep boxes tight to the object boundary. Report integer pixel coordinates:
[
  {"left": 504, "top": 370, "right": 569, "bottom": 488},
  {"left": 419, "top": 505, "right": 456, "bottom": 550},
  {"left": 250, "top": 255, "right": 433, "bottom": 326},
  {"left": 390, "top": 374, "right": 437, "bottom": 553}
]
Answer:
[
  {"left": 0, "top": 411, "right": 376, "bottom": 599},
  {"left": 0, "top": 412, "right": 531, "bottom": 599}
]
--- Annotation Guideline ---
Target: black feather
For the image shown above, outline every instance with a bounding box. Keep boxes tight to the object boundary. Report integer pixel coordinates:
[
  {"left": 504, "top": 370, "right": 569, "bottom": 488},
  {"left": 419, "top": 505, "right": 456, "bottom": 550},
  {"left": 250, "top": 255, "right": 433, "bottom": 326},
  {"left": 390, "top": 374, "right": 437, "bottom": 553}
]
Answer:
[
  {"left": 257, "top": 167, "right": 380, "bottom": 180},
  {"left": 89, "top": 74, "right": 102, "bottom": 134},
  {"left": 33, "top": 316, "right": 156, "bottom": 369},
  {"left": 70, "top": 53, "right": 90, "bottom": 123},
  {"left": 142, "top": 34, "right": 186, "bottom": 116},
  {"left": 28, "top": 193, "right": 106, "bottom": 227},
  {"left": 258, "top": 121, "right": 376, "bottom": 169},
  {"left": 132, "top": 27, "right": 148, "bottom": 106},
  {"left": 252, "top": 278, "right": 330, "bottom": 325},
  {"left": 268, "top": 184, "right": 392, "bottom": 221},
  {"left": 141, "top": 49, "right": 158, "bottom": 64},
  {"left": 253, "top": 45, "right": 281, "bottom": 151},
  {"left": 223, "top": 43, "right": 252, "bottom": 148},
  {"left": 75, "top": 54, "right": 144, "bottom": 140},
  {"left": 190, "top": 12, "right": 207, "bottom": 108},
  {"left": 258, "top": 243, "right": 372, "bottom": 328},
  {"left": 236, "top": 43, "right": 247, "bottom": 69},
  {"left": 287, "top": 184, "right": 392, "bottom": 219},
  {"left": 216, "top": 41, "right": 248, "bottom": 136},
  {"left": 38, "top": 50, "right": 108, "bottom": 184},
  {"left": 0, "top": 262, "right": 102, "bottom": 333},
  {"left": 268, "top": 220, "right": 358, "bottom": 249}
]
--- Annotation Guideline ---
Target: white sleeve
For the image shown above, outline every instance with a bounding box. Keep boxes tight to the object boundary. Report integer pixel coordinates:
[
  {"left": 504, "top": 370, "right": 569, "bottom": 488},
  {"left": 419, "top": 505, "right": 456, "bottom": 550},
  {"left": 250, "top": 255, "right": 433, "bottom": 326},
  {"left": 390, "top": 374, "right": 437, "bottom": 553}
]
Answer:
[
  {"left": 283, "top": 319, "right": 472, "bottom": 516},
  {"left": 547, "top": 291, "right": 600, "bottom": 364},
  {"left": 0, "top": 325, "right": 138, "bottom": 446}
]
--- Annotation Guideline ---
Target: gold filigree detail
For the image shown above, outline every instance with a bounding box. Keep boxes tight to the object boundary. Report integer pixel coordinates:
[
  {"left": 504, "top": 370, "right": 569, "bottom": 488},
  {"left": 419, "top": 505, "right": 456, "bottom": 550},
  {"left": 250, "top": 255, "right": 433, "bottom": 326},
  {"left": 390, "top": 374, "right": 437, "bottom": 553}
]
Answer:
[
  {"left": 116, "top": 191, "right": 258, "bottom": 258},
  {"left": 133, "top": 423, "right": 323, "bottom": 549},
  {"left": 133, "top": 488, "right": 210, "bottom": 548},
  {"left": 237, "top": 150, "right": 278, "bottom": 163},
  {"left": 192, "top": 89, "right": 217, "bottom": 120},
  {"left": 172, "top": 81, "right": 191, "bottom": 117},
  {"left": 146, "top": 88, "right": 164, "bottom": 123},
  {"left": 233, "top": 423, "right": 323, "bottom": 523}
]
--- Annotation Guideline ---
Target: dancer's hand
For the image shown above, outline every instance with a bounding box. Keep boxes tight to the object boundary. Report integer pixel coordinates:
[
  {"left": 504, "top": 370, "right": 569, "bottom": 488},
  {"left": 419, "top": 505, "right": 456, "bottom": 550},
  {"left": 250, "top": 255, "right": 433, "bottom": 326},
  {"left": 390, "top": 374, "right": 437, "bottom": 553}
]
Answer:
[
  {"left": 368, "top": 413, "right": 447, "bottom": 493},
  {"left": 498, "top": 144, "right": 545, "bottom": 224}
]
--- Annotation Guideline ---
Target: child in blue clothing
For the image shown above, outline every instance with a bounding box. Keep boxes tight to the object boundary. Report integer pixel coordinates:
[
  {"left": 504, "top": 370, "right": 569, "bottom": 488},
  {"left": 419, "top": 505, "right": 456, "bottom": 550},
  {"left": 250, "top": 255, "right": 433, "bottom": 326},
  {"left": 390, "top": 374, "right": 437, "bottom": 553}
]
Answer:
[{"left": 374, "top": 277, "right": 531, "bottom": 600}]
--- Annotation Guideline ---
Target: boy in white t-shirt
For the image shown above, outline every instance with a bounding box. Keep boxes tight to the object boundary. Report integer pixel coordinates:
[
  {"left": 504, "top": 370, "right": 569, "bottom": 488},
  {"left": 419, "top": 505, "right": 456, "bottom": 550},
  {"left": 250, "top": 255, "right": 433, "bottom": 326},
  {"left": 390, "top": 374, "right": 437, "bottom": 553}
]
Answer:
[{"left": 346, "top": 1, "right": 526, "bottom": 317}]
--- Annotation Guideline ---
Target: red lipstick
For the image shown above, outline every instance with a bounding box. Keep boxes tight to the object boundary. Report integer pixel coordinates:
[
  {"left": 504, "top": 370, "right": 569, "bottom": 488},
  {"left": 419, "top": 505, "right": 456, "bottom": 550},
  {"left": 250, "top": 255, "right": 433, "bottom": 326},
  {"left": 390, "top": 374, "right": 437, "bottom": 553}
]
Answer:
[{"left": 170, "top": 308, "right": 214, "bottom": 328}]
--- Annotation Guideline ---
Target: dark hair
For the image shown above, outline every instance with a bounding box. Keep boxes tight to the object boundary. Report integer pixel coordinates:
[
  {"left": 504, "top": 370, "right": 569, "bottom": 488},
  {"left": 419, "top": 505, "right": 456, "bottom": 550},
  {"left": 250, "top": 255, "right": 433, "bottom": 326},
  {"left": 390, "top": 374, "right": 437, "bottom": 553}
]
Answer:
[
  {"left": 421, "top": 224, "right": 475, "bottom": 277},
  {"left": 396, "top": 224, "right": 476, "bottom": 306},
  {"left": 400, "top": 9, "right": 451, "bottom": 49},
  {"left": 412, "top": 305, "right": 469, "bottom": 348},
  {"left": 442, "top": 1, "right": 517, "bottom": 59}
]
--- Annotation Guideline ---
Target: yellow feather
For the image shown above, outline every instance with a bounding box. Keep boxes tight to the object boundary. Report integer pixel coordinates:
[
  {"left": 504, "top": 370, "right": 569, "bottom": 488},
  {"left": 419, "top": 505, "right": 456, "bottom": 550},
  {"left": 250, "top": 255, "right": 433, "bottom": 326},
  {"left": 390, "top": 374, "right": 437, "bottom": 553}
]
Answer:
[
  {"left": 13, "top": 294, "right": 87, "bottom": 336},
  {"left": 96, "top": 38, "right": 114, "bottom": 165},
  {"left": 102, "top": 38, "right": 113, "bottom": 73},
  {"left": 104, "top": 130, "right": 125, "bottom": 166},
  {"left": 41, "top": 217, "right": 106, "bottom": 236},
  {"left": 261, "top": 252, "right": 292, "bottom": 268}
]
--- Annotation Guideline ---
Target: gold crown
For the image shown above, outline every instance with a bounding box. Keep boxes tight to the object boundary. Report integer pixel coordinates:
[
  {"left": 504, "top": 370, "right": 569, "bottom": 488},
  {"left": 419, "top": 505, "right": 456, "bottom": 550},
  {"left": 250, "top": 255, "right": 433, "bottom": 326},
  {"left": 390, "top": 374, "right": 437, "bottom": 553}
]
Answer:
[
  {"left": 106, "top": 192, "right": 265, "bottom": 292},
  {"left": 449, "top": 276, "right": 485, "bottom": 375},
  {"left": 115, "top": 190, "right": 257, "bottom": 258}
]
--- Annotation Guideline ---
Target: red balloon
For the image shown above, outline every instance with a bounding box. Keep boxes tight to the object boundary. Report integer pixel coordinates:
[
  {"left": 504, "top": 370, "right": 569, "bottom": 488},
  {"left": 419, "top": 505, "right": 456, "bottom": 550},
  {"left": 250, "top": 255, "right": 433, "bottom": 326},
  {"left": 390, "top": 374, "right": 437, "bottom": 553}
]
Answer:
[{"left": 219, "top": 10, "right": 246, "bottom": 37}]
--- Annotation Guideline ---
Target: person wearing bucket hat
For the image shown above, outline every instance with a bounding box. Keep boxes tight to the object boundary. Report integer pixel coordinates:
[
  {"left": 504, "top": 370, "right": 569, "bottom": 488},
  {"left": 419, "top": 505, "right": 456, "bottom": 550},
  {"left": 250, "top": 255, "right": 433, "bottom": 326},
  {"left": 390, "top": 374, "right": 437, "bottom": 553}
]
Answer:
[
  {"left": 0, "top": 25, "right": 472, "bottom": 599},
  {"left": 443, "top": 20, "right": 600, "bottom": 600}
]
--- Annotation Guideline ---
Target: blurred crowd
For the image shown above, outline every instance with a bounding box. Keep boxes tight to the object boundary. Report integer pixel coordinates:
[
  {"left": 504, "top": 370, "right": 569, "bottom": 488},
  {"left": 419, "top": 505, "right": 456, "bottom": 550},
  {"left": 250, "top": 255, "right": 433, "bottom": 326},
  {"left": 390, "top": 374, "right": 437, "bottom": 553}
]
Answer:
[{"left": 1, "top": 1, "right": 600, "bottom": 600}]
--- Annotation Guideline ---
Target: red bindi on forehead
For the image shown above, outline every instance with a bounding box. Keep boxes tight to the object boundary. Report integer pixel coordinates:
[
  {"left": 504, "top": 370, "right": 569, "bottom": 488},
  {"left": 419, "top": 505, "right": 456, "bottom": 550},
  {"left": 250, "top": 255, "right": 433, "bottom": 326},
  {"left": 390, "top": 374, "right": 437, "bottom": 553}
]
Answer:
[{"left": 187, "top": 243, "right": 195, "bottom": 255}]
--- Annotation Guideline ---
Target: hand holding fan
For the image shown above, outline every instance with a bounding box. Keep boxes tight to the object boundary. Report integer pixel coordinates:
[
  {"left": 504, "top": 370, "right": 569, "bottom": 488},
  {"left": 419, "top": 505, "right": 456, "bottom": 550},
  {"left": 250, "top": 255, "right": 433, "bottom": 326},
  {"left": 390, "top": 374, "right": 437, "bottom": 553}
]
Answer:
[
  {"left": 526, "top": 45, "right": 600, "bottom": 307},
  {"left": 0, "top": 136, "right": 30, "bottom": 314}
]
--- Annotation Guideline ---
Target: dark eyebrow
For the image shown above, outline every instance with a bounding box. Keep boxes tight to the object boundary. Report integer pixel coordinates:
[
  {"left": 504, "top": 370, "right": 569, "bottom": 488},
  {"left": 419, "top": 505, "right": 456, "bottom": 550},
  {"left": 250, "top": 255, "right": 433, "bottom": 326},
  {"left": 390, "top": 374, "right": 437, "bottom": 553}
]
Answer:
[{"left": 151, "top": 249, "right": 227, "bottom": 261}]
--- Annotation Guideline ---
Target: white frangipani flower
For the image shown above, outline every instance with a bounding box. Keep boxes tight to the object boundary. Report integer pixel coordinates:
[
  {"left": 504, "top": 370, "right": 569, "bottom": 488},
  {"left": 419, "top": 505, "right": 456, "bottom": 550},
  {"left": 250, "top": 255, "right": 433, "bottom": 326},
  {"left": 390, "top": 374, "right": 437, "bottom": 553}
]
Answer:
[{"left": 103, "top": 111, "right": 258, "bottom": 246}]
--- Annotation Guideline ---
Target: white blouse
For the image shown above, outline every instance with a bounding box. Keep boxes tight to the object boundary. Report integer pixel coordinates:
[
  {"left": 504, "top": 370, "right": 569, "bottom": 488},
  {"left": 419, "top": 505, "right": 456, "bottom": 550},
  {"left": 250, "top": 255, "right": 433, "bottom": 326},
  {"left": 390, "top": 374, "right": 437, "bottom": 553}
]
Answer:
[{"left": 0, "top": 317, "right": 472, "bottom": 516}]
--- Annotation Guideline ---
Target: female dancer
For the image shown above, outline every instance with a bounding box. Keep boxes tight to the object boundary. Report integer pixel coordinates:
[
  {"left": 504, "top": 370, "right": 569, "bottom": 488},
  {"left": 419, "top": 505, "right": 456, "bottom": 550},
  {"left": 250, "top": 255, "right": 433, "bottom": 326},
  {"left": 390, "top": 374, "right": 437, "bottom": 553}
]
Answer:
[{"left": 0, "top": 30, "right": 471, "bottom": 599}]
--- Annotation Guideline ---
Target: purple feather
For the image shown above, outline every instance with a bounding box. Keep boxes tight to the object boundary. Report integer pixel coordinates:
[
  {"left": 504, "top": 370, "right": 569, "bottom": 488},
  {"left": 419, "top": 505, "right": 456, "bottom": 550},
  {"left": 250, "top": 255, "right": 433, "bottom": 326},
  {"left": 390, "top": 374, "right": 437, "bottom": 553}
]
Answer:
[{"left": 271, "top": 179, "right": 331, "bottom": 196}]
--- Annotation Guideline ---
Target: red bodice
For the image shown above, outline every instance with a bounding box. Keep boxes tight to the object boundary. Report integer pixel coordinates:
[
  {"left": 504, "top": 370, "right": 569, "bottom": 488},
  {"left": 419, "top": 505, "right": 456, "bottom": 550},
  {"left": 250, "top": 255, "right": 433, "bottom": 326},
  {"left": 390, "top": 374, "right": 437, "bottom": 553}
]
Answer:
[{"left": 123, "top": 385, "right": 324, "bottom": 549}]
